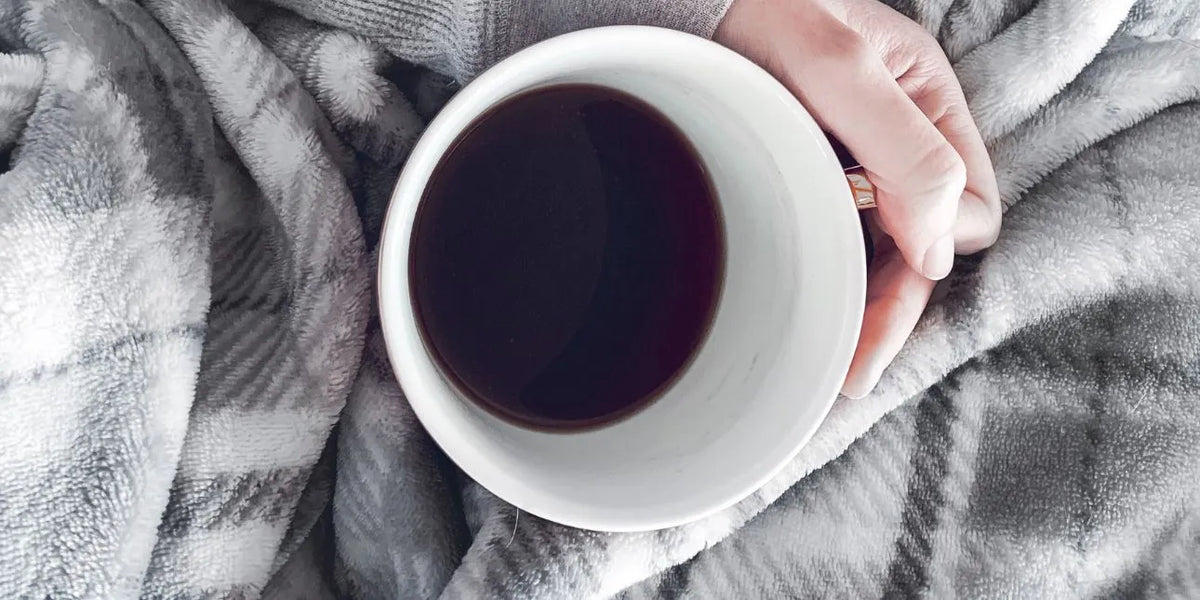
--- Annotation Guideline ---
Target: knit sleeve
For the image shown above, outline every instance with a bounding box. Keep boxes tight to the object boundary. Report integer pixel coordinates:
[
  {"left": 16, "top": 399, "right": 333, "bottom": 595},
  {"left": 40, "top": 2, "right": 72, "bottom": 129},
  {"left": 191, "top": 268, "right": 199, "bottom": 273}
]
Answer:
[{"left": 266, "top": 0, "right": 734, "bottom": 81}]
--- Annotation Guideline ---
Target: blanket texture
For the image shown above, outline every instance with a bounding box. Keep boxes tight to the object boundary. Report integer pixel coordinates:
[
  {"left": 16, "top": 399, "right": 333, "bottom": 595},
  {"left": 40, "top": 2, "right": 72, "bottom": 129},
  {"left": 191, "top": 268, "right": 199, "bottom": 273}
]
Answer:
[{"left": 1, "top": 0, "right": 1199, "bottom": 597}]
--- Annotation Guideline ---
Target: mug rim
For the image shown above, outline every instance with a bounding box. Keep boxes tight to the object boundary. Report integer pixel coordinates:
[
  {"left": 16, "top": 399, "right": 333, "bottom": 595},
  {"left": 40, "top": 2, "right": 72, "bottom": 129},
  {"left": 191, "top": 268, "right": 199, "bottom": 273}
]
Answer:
[{"left": 376, "top": 25, "right": 866, "bottom": 531}]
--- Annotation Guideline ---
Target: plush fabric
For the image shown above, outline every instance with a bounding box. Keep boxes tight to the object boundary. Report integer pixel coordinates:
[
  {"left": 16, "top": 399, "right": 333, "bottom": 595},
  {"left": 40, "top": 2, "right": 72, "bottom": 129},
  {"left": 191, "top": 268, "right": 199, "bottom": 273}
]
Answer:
[{"left": 1, "top": 0, "right": 1197, "bottom": 597}]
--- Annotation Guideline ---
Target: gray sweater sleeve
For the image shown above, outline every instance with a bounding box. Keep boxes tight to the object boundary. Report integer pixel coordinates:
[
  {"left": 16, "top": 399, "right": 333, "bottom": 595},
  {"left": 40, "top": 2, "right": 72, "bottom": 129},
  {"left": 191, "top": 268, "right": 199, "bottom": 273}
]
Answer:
[{"left": 267, "top": 0, "right": 734, "bottom": 81}]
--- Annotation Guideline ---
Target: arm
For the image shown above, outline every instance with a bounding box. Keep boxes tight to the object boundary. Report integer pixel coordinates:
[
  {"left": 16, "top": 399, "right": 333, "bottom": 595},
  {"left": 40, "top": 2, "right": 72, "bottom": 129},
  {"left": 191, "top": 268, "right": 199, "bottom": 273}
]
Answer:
[{"left": 265, "top": 0, "right": 733, "bottom": 81}]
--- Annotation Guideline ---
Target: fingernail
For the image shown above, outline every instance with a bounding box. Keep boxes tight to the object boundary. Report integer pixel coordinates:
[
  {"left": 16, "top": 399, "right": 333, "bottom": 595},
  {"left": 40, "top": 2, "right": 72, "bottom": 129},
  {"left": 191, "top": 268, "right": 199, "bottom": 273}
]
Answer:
[
  {"left": 841, "top": 383, "right": 870, "bottom": 399},
  {"left": 840, "top": 371, "right": 878, "bottom": 399},
  {"left": 922, "top": 233, "right": 955, "bottom": 280}
]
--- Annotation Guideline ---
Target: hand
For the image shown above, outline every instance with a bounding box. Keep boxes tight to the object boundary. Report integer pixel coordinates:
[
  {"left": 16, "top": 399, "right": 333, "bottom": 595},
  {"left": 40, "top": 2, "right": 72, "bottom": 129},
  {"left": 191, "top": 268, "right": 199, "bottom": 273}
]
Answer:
[{"left": 715, "top": 0, "right": 1001, "bottom": 398}]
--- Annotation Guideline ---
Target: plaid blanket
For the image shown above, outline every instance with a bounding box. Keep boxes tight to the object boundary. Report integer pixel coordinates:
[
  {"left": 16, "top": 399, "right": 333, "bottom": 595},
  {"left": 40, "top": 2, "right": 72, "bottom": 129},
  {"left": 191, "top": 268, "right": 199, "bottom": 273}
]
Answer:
[{"left": 1, "top": 0, "right": 1198, "bottom": 597}]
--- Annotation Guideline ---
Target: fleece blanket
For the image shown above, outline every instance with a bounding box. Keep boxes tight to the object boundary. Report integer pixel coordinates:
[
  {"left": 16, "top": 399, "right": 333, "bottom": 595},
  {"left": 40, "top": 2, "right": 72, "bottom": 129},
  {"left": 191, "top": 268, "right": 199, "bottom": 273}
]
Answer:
[{"left": 1, "top": 0, "right": 1199, "bottom": 597}]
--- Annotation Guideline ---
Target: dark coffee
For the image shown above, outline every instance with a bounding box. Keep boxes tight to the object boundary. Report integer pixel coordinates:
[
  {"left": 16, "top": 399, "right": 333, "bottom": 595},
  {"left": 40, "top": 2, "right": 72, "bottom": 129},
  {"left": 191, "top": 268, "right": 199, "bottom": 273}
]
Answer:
[{"left": 410, "top": 84, "right": 724, "bottom": 430}]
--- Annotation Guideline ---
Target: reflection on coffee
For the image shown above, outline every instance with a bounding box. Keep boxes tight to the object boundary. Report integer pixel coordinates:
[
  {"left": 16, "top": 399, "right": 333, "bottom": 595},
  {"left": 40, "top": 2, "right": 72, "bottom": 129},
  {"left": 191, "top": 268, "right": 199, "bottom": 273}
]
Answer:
[{"left": 409, "top": 84, "right": 724, "bottom": 430}]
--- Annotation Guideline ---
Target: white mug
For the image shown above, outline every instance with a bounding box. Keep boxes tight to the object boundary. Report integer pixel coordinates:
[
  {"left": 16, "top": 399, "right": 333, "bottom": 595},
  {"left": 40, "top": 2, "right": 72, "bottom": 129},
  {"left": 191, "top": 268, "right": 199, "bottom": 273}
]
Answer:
[{"left": 377, "top": 26, "right": 866, "bottom": 532}]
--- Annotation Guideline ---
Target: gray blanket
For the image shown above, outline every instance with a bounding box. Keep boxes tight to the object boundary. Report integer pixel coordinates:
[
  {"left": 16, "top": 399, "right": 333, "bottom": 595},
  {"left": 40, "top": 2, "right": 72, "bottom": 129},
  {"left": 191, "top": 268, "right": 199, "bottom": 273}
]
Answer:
[{"left": 2, "top": 0, "right": 1199, "bottom": 597}]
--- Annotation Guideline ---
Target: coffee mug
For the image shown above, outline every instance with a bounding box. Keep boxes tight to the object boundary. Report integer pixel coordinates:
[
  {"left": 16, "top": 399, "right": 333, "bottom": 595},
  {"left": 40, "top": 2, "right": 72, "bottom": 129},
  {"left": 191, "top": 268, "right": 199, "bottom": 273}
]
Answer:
[{"left": 377, "top": 26, "right": 867, "bottom": 532}]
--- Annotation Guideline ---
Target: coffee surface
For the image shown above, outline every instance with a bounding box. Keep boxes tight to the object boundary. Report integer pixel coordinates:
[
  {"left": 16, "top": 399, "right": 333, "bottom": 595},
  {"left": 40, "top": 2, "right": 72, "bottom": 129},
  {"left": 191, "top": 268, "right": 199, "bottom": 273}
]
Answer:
[{"left": 410, "top": 84, "right": 723, "bottom": 429}]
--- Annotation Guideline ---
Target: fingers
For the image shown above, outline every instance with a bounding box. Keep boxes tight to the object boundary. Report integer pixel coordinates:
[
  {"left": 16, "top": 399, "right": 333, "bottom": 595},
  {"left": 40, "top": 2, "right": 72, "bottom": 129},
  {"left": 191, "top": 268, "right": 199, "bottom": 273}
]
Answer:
[
  {"left": 905, "top": 59, "right": 1002, "bottom": 253},
  {"left": 775, "top": 8, "right": 964, "bottom": 279},
  {"left": 841, "top": 240, "right": 936, "bottom": 399},
  {"left": 713, "top": 0, "right": 1004, "bottom": 398},
  {"left": 849, "top": 0, "right": 1002, "bottom": 254}
]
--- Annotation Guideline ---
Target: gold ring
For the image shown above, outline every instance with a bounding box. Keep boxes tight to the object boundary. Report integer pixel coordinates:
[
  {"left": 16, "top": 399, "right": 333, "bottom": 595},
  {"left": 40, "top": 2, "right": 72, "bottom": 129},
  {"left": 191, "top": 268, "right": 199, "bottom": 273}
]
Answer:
[{"left": 844, "top": 166, "right": 876, "bottom": 210}]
